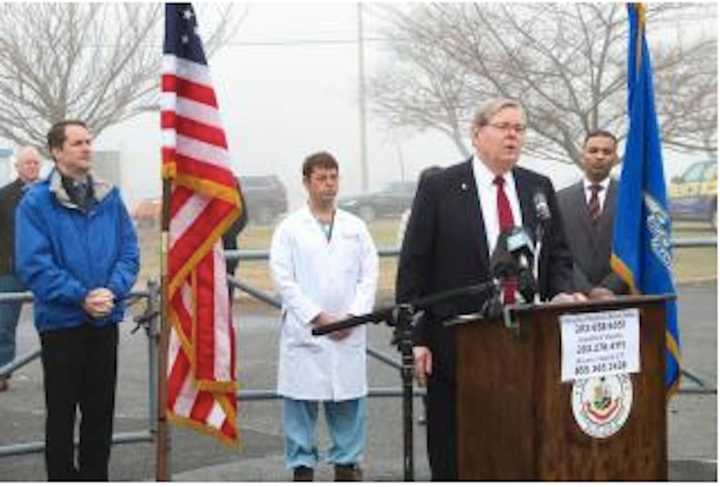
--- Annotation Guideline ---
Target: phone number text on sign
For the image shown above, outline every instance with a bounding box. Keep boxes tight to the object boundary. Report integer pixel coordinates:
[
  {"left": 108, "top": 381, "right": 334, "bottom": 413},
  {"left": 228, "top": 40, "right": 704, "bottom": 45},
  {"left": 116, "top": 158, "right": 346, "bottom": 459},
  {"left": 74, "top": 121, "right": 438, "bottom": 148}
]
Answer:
[{"left": 560, "top": 308, "right": 640, "bottom": 382}]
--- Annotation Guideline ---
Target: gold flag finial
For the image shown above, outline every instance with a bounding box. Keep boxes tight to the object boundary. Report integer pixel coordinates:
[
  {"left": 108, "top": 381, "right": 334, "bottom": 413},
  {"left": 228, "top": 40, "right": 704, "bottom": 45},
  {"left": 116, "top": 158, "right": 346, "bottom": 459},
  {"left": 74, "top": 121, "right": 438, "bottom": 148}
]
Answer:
[{"left": 634, "top": 3, "right": 646, "bottom": 75}]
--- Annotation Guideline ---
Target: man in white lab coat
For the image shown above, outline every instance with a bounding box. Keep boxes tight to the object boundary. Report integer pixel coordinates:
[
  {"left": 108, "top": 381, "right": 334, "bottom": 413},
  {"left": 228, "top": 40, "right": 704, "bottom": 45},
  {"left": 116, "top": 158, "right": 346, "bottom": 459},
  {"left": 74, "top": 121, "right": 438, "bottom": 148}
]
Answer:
[{"left": 270, "top": 151, "right": 379, "bottom": 482}]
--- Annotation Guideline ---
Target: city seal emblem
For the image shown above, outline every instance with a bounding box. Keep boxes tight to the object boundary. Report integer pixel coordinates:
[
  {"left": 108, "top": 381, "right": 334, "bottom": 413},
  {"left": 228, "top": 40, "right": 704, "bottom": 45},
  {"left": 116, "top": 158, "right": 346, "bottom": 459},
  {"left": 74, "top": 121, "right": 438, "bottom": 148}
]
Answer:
[{"left": 571, "top": 374, "right": 633, "bottom": 439}]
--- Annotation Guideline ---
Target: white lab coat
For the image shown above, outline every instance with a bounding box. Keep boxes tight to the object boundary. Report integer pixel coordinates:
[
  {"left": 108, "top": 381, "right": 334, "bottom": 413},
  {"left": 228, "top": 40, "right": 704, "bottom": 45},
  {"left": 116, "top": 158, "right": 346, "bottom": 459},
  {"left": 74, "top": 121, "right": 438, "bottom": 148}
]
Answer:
[{"left": 269, "top": 205, "right": 379, "bottom": 401}]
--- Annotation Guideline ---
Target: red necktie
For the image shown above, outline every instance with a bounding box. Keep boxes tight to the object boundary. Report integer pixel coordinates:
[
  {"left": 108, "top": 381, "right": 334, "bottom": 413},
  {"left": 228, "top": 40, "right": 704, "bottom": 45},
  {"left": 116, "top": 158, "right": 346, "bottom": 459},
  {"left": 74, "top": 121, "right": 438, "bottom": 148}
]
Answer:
[{"left": 493, "top": 175, "right": 516, "bottom": 304}]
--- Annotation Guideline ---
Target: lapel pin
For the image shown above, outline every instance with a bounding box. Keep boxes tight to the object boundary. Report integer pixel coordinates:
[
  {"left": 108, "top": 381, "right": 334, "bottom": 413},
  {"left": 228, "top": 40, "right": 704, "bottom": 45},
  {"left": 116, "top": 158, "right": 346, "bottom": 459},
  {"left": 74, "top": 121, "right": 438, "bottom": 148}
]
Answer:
[{"left": 461, "top": 182, "right": 468, "bottom": 191}]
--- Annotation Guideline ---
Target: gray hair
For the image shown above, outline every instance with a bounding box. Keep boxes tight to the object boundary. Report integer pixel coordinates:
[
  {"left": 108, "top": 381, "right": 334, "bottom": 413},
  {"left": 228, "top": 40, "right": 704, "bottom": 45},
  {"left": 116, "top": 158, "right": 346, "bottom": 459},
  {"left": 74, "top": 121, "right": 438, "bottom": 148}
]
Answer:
[
  {"left": 15, "top": 146, "right": 41, "bottom": 165},
  {"left": 471, "top": 98, "right": 526, "bottom": 133}
]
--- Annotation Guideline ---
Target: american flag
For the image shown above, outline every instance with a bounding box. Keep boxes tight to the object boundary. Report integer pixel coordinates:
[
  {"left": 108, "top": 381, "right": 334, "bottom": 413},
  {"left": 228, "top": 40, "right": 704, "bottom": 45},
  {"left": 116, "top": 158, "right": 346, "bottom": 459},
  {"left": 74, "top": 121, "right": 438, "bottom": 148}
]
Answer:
[{"left": 161, "top": 3, "right": 241, "bottom": 446}]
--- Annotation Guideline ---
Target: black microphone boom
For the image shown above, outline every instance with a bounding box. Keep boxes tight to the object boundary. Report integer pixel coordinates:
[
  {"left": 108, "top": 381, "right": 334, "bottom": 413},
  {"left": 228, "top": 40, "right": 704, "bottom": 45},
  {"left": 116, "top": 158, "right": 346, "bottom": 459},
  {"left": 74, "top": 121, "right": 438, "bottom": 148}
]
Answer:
[{"left": 311, "top": 280, "right": 498, "bottom": 336}]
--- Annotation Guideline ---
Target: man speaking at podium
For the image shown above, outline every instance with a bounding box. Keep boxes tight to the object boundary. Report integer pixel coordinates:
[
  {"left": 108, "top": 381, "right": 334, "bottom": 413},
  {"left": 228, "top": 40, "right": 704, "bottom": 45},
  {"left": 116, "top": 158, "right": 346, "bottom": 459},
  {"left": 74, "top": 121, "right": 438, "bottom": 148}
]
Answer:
[{"left": 396, "top": 98, "right": 584, "bottom": 480}]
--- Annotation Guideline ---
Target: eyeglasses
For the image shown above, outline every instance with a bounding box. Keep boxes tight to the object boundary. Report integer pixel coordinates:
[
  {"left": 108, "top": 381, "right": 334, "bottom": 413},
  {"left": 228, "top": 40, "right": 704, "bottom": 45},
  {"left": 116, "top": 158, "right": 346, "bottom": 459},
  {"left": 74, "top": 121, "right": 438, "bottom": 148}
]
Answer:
[{"left": 486, "top": 122, "right": 527, "bottom": 134}]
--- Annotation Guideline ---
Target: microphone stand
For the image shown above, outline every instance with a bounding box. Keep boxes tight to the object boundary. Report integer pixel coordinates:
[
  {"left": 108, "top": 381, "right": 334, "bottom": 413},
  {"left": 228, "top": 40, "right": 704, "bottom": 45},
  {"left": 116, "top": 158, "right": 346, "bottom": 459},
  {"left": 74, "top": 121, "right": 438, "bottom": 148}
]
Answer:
[
  {"left": 533, "top": 223, "right": 544, "bottom": 304},
  {"left": 395, "top": 303, "right": 415, "bottom": 481},
  {"left": 312, "top": 280, "right": 498, "bottom": 481}
]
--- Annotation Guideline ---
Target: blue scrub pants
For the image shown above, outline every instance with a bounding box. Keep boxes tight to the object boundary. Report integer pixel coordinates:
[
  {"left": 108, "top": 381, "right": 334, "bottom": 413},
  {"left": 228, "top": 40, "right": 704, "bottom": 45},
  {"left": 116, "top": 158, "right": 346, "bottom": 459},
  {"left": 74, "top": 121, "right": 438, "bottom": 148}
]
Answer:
[{"left": 282, "top": 396, "right": 367, "bottom": 470}]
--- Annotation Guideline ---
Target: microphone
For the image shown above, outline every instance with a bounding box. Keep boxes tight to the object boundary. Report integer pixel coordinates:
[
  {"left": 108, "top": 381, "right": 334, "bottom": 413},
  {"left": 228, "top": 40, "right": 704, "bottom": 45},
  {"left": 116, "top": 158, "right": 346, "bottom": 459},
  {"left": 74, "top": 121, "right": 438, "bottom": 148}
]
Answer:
[
  {"left": 489, "top": 236, "right": 519, "bottom": 280},
  {"left": 505, "top": 226, "right": 535, "bottom": 261},
  {"left": 532, "top": 192, "right": 551, "bottom": 290},
  {"left": 501, "top": 226, "right": 538, "bottom": 303},
  {"left": 486, "top": 233, "right": 518, "bottom": 318},
  {"left": 533, "top": 192, "right": 551, "bottom": 223}
]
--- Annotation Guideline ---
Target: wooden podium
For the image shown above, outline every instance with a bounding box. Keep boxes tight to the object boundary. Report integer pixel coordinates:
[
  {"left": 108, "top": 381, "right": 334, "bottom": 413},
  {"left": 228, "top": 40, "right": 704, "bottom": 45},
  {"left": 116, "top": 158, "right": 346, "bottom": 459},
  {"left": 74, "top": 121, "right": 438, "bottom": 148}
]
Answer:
[{"left": 454, "top": 295, "right": 672, "bottom": 480}]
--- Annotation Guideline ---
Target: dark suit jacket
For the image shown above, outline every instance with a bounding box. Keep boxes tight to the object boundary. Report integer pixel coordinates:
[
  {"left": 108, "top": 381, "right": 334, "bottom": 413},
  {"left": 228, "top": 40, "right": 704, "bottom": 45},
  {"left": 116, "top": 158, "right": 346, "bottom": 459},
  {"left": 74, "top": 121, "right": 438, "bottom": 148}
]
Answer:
[
  {"left": 222, "top": 178, "right": 248, "bottom": 276},
  {"left": 0, "top": 178, "right": 26, "bottom": 275},
  {"left": 396, "top": 160, "right": 574, "bottom": 381},
  {"left": 557, "top": 179, "right": 628, "bottom": 295}
]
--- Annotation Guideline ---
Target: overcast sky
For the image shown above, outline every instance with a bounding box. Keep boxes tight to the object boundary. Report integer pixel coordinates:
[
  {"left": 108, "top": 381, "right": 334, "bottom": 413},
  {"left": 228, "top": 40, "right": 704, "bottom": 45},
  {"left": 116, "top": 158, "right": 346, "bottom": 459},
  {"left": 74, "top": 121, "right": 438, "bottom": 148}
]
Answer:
[
  {"left": 5, "top": 3, "right": 713, "bottom": 209},
  {"left": 93, "top": 3, "right": 602, "bottom": 208}
]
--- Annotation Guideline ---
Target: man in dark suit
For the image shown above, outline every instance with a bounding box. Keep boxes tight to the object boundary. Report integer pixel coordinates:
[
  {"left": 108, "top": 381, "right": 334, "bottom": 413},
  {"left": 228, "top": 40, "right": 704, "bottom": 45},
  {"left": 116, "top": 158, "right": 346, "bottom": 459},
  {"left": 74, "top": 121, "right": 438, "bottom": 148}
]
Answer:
[
  {"left": 0, "top": 146, "right": 41, "bottom": 392},
  {"left": 557, "top": 130, "right": 628, "bottom": 298},
  {"left": 396, "top": 98, "right": 584, "bottom": 480},
  {"left": 222, "top": 177, "right": 248, "bottom": 282}
]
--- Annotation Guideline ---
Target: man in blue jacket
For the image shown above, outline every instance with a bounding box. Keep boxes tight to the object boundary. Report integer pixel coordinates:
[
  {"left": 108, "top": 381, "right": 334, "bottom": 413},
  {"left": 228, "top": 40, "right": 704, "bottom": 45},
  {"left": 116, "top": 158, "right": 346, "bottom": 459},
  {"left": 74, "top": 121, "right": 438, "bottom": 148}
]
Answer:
[{"left": 15, "top": 120, "right": 139, "bottom": 481}]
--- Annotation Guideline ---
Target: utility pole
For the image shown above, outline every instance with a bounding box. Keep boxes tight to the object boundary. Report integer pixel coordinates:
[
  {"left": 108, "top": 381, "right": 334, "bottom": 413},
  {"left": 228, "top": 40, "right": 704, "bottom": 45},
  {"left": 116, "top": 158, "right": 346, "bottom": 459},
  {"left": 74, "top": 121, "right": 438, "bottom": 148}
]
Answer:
[
  {"left": 357, "top": 2, "right": 369, "bottom": 191},
  {"left": 396, "top": 136, "right": 406, "bottom": 181}
]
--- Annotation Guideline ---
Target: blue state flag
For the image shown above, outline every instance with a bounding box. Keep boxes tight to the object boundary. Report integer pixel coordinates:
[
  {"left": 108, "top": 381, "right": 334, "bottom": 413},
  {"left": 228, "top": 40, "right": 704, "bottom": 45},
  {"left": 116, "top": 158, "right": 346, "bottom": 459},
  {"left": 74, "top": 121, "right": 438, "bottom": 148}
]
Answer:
[{"left": 611, "top": 4, "right": 680, "bottom": 396}]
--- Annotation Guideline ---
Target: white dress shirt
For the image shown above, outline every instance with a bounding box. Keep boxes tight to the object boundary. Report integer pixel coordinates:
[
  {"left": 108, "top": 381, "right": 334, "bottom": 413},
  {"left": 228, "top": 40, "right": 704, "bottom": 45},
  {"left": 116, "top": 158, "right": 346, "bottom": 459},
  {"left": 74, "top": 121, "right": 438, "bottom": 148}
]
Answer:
[
  {"left": 472, "top": 155, "right": 524, "bottom": 256},
  {"left": 583, "top": 176, "right": 610, "bottom": 212}
]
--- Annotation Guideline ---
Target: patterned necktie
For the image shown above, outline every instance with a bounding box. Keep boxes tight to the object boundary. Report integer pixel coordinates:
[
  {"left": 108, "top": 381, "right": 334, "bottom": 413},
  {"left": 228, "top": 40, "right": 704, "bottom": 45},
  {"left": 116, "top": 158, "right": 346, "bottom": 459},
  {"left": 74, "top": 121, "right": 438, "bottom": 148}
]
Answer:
[
  {"left": 493, "top": 175, "right": 516, "bottom": 304},
  {"left": 588, "top": 184, "right": 603, "bottom": 223},
  {"left": 74, "top": 181, "right": 90, "bottom": 210}
]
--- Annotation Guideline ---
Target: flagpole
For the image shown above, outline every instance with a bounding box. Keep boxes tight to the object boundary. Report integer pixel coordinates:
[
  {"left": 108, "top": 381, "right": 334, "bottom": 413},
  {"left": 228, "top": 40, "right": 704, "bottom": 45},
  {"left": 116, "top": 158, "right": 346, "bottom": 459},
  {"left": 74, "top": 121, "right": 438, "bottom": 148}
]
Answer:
[
  {"left": 156, "top": 177, "right": 172, "bottom": 481},
  {"left": 160, "top": 2, "right": 241, "bottom": 450},
  {"left": 634, "top": 4, "right": 645, "bottom": 74}
]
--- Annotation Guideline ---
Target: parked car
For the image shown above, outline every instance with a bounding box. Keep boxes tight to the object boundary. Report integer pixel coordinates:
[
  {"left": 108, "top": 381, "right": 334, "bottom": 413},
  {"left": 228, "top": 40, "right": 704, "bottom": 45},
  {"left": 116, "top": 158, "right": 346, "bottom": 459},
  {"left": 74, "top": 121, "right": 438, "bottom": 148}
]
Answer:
[
  {"left": 668, "top": 159, "right": 717, "bottom": 229},
  {"left": 337, "top": 180, "right": 417, "bottom": 222},
  {"left": 239, "top": 175, "right": 288, "bottom": 225},
  {"left": 131, "top": 175, "right": 287, "bottom": 228},
  {"left": 132, "top": 198, "right": 162, "bottom": 229}
]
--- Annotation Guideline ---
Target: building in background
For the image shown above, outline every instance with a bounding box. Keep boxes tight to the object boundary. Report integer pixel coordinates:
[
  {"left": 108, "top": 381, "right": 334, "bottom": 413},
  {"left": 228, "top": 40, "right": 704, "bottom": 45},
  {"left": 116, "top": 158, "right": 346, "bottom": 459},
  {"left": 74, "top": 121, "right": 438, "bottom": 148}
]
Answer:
[
  {"left": 93, "top": 150, "right": 121, "bottom": 189},
  {"left": 0, "top": 148, "right": 12, "bottom": 186}
]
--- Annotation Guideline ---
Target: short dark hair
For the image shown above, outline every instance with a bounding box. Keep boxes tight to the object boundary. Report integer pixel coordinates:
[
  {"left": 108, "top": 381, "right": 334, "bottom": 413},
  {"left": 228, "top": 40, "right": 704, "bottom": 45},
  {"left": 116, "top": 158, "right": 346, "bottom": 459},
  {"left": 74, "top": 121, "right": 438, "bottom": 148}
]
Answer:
[
  {"left": 47, "top": 120, "right": 88, "bottom": 155},
  {"left": 302, "top": 151, "right": 339, "bottom": 178},
  {"left": 584, "top": 129, "right": 617, "bottom": 148}
]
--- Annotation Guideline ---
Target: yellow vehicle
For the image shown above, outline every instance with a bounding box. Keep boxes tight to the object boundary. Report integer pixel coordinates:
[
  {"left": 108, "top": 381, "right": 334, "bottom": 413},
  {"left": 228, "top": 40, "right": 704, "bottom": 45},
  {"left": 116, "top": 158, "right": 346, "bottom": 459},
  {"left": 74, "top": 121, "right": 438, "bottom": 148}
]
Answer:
[{"left": 668, "top": 160, "right": 717, "bottom": 229}]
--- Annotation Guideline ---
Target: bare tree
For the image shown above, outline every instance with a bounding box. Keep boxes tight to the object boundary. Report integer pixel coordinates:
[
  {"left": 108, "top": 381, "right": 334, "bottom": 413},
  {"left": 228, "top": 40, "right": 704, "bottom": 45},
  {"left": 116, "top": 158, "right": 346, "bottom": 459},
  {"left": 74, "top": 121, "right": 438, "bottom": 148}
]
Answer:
[
  {"left": 369, "top": 3, "right": 717, "bottom": 166},
  {"left": 0, "top": 3, "right": 246, "bottom": 150},
  {"left": 370, "top": 34, "right": 474, "bottom": 158},
  {"left": 654, "top": 37, "right": 717, "bottom": 156}
]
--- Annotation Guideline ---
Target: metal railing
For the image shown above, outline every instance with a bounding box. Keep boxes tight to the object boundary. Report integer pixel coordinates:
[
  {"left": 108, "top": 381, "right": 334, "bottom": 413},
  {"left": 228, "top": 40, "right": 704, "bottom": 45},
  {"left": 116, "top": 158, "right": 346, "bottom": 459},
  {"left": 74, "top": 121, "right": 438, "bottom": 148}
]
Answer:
[
  {"left": 1, "top": 237, "right": 716, "bottom": 459},
  {"left": 226, "top": 237, "right": 719, "bottom": 395},
  {"left": 0, "top": 254, "right": 419, "bottom": 458},
  {"left": 0, "top": 288, "right": 157, "bottom": 458}
]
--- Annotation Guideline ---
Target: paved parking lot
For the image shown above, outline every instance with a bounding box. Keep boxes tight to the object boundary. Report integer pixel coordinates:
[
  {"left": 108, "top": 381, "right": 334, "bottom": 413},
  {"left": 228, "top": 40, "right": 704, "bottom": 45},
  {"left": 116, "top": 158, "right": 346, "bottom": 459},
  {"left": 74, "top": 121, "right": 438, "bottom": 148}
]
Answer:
[{"left": 0, "top": 282, "right": 715, "bottom": 481}]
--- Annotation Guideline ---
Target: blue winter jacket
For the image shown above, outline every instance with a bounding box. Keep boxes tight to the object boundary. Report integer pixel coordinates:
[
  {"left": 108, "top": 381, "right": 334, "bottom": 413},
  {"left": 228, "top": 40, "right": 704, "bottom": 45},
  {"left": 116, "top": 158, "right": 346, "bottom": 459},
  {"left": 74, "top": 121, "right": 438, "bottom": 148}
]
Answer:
[{"left": 15, "top": 170, "right": 140, "bottom": 333}]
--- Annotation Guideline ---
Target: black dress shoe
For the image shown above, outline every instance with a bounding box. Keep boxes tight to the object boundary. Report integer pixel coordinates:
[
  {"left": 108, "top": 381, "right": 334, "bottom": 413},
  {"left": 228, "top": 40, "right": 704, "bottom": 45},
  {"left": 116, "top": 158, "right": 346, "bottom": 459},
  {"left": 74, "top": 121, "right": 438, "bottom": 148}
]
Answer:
[
  {"left": 293, "top": 466, "right": 314, "bottom": 481},
  {"left": 334, "top": 464, "right": 362, "bottom": 481}
]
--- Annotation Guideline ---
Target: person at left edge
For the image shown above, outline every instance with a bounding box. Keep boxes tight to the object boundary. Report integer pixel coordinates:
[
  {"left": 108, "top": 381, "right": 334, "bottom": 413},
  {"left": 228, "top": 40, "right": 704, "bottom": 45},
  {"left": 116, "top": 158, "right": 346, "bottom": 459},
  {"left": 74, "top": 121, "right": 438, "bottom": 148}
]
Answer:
[
  {"left": 0, "top": 146, "right": 41, "bottom": 392},
  {"left": 15, "top": 120, "right": 139, "bottom": 481}
]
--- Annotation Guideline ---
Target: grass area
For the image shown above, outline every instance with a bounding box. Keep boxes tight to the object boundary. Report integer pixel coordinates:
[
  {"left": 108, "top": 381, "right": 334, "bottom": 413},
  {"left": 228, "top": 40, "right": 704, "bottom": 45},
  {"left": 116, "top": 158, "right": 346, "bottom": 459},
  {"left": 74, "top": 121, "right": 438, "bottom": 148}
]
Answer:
[
  {"left": 669, "top": 222, "right": 717, "bottom": 283},
  {"left": 136, "top": 226, "right": 161, "bottom": 287},
  {"left": 671, "top": 221, "right": 716, "bottom": 237},
  {"left": 134, "top": 218, "right": 717, "bottom": 297},
  {"left": 673, "top": 247, "right": 717, "bottom": 282}
]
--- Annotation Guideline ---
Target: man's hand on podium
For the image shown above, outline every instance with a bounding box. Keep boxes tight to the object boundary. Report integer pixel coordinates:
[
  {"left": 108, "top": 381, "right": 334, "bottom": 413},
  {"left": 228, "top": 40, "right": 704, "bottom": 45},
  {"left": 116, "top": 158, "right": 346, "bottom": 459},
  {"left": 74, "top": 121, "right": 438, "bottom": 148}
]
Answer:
[
  {"left": 586, "top": 287, "right": 616, "bottom": 300},
  {"left": 413, "top": 346, "right": 432, "bottom": 386},
  {"left": 551, "top": 292, "right": 588, "bottom": 304}
]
